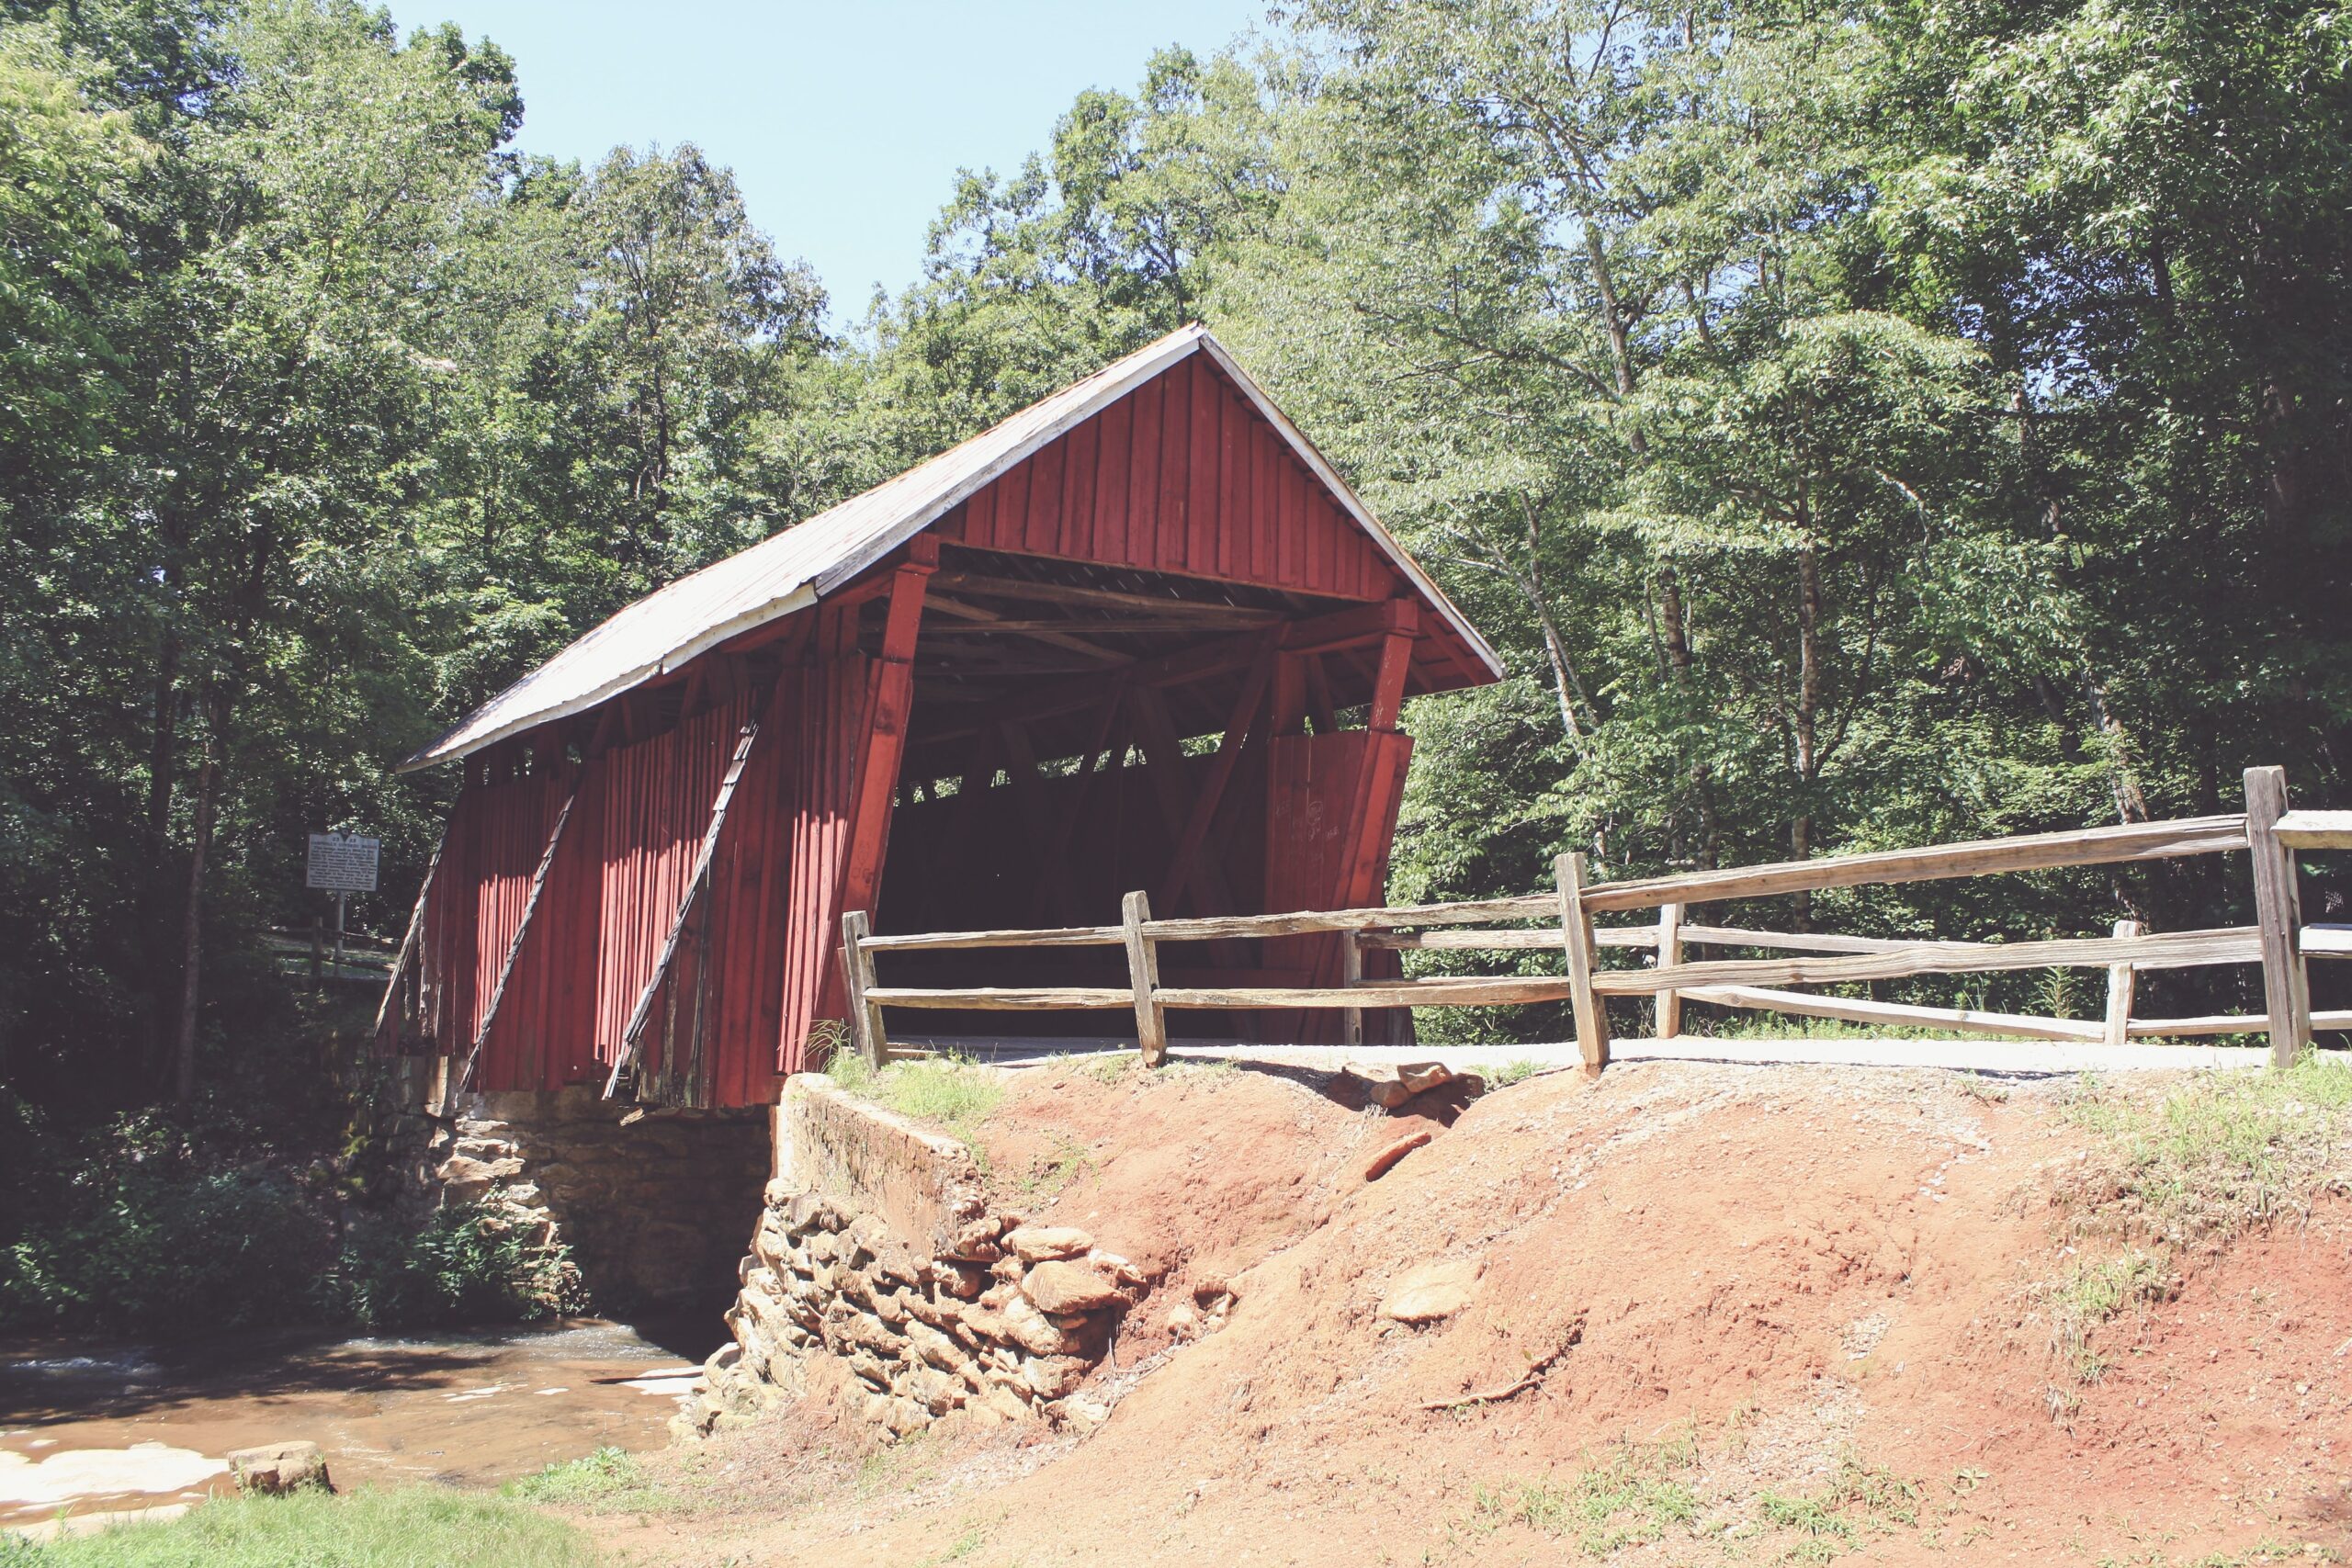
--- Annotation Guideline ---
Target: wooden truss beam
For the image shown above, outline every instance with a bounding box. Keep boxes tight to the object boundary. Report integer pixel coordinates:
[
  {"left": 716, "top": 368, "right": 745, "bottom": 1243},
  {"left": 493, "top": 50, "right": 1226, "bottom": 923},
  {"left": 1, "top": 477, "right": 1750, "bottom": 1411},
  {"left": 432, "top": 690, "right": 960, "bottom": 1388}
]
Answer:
[
  {"left": 923, "top": 592, "right": 1124, "bottom": 664},
  {"left": 912, "top": 600, "right": 1414, "bottom": 754},
  {"left": 930, "top": 568, "right": 1283, "bottom": 626},
  {"left": 374, "top": 829, "right": 445, "bottom": 1050}
]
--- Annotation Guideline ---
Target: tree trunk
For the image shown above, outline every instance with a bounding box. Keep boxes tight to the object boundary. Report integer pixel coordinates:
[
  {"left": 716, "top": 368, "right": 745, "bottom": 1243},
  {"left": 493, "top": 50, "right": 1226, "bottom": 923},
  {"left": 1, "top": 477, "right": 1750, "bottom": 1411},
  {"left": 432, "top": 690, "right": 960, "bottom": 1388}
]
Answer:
[
  {"left": 1792, "top": 537, "right": 1822, "bottom": 930},
  {"left": 1519, "top": 497, "right": 1586, "bottom": 742},
  {"left": 171, "top": 702, "right": 225, "bottom": 1104},
  {"left": 143, "top": 624, "right": 180, "bottom": 1079}
]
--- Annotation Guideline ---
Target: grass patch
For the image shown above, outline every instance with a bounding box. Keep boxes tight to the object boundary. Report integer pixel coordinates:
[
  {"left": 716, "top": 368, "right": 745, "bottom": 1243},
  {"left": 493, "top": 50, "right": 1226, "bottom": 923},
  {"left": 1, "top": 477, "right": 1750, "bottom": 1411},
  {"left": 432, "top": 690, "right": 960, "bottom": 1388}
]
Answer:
[
  {"left": 0, "top": 1486, "right": 600, "bottom": 1567},
  {"left": 503, "top": 1445, "right": 670, "bottom": 1515},
  {"left": 2062, "top": 1052, "right": 2352, "bottom": 1244},
  {"left": 826, "top": 1051, "right": 1005, "bottom": 1152},
  {"left": 1015, "top": 1133, "right": 1094, "bottom": 1201},
  {"left": 2044, "top": 1248, "right": 2177, "bottom": 1383},
  {"left": 1955, "top": 1071, "right": 2011, "bottom": 1103},
  {"left": 1701, "top": 1013, "right": 1974, "bottom": 1043},
  {"left": 1469, "top": 1433, "right": 1701, "bottom": 1555},
  {"left": 1079, "top": 1052, "right": 1140, "bottom": 1086},
  {"left": 2038, "top": 1054, "right": 2350, "bottom": 1395},
  {"left": 1756, "top": 1455, "right": 1921, "bottom": 1562},
  {"left": 1482, "top": 1058, "right": 1554, "bottom": 1090}
]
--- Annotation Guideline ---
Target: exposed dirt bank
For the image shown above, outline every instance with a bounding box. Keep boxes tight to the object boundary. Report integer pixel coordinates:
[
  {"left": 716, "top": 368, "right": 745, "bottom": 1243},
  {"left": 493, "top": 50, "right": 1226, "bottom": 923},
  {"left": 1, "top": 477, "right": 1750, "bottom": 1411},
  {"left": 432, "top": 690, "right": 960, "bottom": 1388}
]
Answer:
[{"left": 578, "top": 1058, "right": 2351, "bottom": 1566}]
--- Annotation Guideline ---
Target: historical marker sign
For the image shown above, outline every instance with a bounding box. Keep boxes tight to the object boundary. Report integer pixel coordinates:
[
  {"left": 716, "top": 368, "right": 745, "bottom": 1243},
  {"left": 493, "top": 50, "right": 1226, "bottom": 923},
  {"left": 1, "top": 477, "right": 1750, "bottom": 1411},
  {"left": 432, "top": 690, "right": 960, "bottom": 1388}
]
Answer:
[{"left": 306, "top": 832, "right": 380, "bottom": 894}]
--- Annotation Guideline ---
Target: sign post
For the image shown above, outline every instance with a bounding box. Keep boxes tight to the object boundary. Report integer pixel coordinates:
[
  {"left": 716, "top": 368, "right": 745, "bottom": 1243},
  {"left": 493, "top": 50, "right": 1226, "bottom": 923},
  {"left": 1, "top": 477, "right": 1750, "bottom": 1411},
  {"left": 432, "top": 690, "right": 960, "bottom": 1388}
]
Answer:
[{"left": 306, "top": 832, "right": 379, "bottom": 972}]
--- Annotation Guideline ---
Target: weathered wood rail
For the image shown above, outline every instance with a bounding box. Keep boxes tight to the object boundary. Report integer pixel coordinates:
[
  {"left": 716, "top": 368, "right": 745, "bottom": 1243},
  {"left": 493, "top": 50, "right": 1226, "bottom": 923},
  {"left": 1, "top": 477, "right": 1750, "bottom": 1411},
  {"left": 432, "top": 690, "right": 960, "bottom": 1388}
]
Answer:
[{"left": 840, "top": 766, "right": 2350, "bottom": 1070}]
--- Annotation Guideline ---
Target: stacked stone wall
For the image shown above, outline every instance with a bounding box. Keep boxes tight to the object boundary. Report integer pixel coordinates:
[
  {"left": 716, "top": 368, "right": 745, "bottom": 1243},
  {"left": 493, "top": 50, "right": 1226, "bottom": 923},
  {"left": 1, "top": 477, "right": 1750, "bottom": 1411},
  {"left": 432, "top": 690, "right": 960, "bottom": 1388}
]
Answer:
[
  {"left": 420, "top": 1084, "right": 770, "bottom": 1314},
  {"left": 688, "top": 1075, "right": 1168, "bottom": 1438}
]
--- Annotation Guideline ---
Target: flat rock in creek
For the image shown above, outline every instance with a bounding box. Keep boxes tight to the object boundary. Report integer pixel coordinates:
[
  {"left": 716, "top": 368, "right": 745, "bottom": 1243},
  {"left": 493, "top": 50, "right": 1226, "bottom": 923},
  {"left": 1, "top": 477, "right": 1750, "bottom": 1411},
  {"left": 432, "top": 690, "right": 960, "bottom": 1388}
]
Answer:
[{"left": 226, "top": 1441, "right": 332, "bottom": 1496}]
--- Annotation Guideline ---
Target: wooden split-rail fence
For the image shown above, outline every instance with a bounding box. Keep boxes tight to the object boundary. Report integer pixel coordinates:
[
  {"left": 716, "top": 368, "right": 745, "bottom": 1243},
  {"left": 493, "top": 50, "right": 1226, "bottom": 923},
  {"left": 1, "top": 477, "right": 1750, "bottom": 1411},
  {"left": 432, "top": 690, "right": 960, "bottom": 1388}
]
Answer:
[{"left": 838, "top": 765, "right": 2352, "bottom": 1072}]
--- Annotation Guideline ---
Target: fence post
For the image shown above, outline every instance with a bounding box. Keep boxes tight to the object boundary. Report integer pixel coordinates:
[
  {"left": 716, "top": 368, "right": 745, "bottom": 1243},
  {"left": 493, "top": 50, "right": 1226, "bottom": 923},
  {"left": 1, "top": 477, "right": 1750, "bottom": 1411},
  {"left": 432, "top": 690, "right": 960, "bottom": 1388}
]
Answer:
[
  {"left": 2103, "top": 918, "right": 2142, "bottom": 1048},
  {"left": 1654, "top": 901, "right": 1685, "bottom": 1039},
  {"left": 2245, "top": 766, "right": 2312, "bottom": 1067},
  {"left": 1121, "top": 890, "right": 1168, "bottom": 1066},
  {"left": 1340, "top": 928, "right": 1363, "bottom": 1047},
  {"left": 841, "top": 909, "right": 888, "bottom": 1068},
  {"left": 1556, "top": 852, "right": 1611, "bottom": 1070}
]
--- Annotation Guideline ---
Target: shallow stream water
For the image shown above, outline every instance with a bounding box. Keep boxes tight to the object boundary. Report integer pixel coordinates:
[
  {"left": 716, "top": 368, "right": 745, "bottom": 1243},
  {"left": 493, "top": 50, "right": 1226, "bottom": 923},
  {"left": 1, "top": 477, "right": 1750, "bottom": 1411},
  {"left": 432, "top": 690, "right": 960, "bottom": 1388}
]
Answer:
[{"left": 0, "top": 1316, "right": 721, "bottom": 1539}]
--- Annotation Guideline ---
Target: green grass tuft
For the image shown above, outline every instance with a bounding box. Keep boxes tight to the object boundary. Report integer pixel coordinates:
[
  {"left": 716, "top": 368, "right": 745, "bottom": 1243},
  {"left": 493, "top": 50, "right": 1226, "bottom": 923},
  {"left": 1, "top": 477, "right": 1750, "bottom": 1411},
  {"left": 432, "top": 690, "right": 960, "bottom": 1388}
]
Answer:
[
  {"left": 503, "top": 1446, "right": 669, "bottom": 1514},
  {"left": 1469, "top": 1433, "right": 1702, "bottom": 1556},
  {"left": 0, "top": 1486, "right": 600, "bottom": 1567},
  {"left": 1757, "top": 1454, "right": 1921, "bottom": 1560},
  {"left": 1482, "top": 1058, "right": 1555, "bottom": 1090},
  {"left": 825, "top": 1051, "right": 1005, "bottom": 1169},
  {"left": 2063, "top": 1051, "right": 2352, "bottom": 1243}
]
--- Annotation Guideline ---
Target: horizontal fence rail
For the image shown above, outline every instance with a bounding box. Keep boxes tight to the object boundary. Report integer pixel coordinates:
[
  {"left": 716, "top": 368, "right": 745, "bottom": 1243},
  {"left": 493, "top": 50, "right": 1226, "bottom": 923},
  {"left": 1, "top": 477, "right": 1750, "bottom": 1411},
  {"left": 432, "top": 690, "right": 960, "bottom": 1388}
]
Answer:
[{"left": 837, "top": 767, "right": 2341, "bottom": 1070}]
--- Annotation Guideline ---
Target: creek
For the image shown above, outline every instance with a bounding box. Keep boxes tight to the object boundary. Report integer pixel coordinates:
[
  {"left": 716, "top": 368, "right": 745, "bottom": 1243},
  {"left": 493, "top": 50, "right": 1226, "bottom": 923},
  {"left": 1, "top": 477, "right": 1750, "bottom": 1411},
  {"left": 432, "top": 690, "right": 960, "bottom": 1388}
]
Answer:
[{"left": 0, "top": 1315, "right": 721, "bottom": 1540}]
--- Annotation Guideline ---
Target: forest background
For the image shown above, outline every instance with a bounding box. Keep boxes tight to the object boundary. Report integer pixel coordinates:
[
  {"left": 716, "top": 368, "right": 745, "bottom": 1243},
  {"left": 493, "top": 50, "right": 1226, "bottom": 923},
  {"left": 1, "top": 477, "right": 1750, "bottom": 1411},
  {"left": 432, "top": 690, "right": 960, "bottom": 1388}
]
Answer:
[{"left": 6, "top": 0, "right": 2352, "bottom": 1111}]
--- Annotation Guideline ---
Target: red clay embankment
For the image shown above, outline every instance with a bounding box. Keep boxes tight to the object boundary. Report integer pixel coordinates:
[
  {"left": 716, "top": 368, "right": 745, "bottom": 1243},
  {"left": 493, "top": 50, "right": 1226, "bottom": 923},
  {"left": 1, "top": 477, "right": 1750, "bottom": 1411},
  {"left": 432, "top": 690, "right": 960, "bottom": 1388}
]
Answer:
[{"left": 590, "top": 1056, "right": 2352, "bottom": 1566}]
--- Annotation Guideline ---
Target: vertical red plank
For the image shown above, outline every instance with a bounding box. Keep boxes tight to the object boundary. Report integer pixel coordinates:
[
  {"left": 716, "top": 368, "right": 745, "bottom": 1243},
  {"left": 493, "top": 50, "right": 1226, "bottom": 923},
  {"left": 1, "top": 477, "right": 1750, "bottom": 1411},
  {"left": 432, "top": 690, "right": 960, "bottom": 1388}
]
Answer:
[
  {"left": 1125, "top": 373, "right": 1162, "bottom": 570},
  {"left": 1157, "top": 362, "right": 1191, "bottom": 570},
  {"left": 1250, "top": 419, "right": 1275, "bottom": 584},
  {"left": 1024, "top": 434, "right": 1066, "bottom": 557},
  {"left": 962, "top": 482, "right": 991, "bottom": 551},
  {"left": 1311, "top": 486, "right": 1335, "bottom": 595},
  {"left": 1186, "top": 363, "right": 1219, "bottom": 574},
  {"left": 1094, "top": 395, "right": 1130, "bottom": 562},
  {"left": 1277, "top": 458, "right": 1300, "bottom": 587},
  {"left": 1064, "top": 419, "right": 1099, "bottom": 560},
  {"left": 1216, "top": 386, "right": 1243, "bottom": 579},
  {"left": 994, "top": 457, "right": 1032, "bottom": 557}
]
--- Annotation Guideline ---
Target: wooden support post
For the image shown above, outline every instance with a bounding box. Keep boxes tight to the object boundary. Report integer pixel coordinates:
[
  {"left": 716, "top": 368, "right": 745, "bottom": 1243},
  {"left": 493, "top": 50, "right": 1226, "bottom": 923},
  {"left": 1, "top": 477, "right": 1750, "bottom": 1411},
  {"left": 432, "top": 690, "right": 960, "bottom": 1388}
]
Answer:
[
  {"left": 2103, "top": 918, "right": 2142, "bottom": 1048},
  {"left": 1340, "top": 927, "right": 1363, "bottom": 1047},
  {"left": 311, "top": 918, "right": 324, "bottom": 994},
  {"left": 1122, "top": 890, "right": 1167, "bottom": 1066},
  {"left": 842, "top": 909, "right": 888, "bottom": 1068},
  {"left": 838, "top": 555, "right": 934, "bottom": 921},
  {"left": 1556, "top": 852, "right": 1611, "bottom": 1069},
  {"left": 1655, "top": 901, "right": 1685, "bottom": 1039},
  {"left": 2245, "top": 766, "right": 2312, "bottom": 1066}
]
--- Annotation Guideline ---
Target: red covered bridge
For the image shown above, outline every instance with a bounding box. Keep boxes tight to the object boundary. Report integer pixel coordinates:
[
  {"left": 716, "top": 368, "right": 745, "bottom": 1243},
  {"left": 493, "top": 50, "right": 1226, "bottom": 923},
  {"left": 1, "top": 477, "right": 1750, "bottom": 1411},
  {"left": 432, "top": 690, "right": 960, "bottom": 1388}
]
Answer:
[{"left": 377, "top": 325, "right": 1502, "bottom": 1108}]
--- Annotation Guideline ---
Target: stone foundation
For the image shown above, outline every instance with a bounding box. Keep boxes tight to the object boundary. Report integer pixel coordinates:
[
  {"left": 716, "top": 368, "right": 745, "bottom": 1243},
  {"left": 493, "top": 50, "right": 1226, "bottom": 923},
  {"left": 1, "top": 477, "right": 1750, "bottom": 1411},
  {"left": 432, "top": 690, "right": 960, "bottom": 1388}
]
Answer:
[
  {"left": 685, "top": 1075, "right": 1155, "bottom": 1438},
  {"left": 420, "top": 1084, "right": 770, "bottom": 1315}
]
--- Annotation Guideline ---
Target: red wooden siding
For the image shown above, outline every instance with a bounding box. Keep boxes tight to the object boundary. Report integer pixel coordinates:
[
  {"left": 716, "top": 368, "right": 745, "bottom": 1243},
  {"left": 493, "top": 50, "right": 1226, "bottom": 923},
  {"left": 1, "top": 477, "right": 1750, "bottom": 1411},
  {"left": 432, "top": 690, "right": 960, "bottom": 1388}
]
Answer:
[
  {"left": 588, "top": 692, "right": 755, "bottom": 1078},
  {"left": 775, "top": 613, "right": 871, "bottom": 1074},
  {"left": 410, "top": 762, "right": 598, "bottom": 1087},
  {"left": 955, "top": 355, "right": 1399, "bottom": 601},
  {"left": 475, "top": 764, "right": 603, "bottom": 1089}
]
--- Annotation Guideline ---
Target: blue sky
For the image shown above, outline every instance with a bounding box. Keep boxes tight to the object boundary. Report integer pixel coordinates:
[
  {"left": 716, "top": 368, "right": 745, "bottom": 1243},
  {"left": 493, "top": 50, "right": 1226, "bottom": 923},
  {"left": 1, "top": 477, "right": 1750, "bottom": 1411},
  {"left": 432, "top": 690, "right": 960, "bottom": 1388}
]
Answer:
[{"left": 387, "top": 1, "right": 1272, "bottom": 323}]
